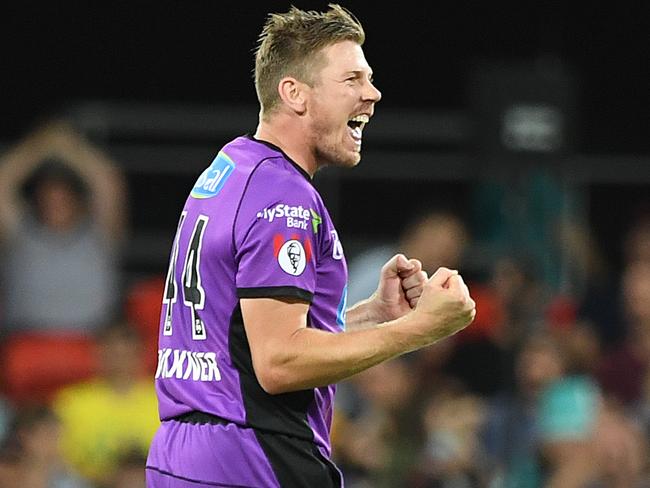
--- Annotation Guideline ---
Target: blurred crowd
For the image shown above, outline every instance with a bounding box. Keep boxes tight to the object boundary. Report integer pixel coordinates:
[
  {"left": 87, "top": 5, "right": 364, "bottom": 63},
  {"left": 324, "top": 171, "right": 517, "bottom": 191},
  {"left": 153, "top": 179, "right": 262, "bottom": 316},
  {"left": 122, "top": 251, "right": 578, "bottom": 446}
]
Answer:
[
  {"left": 337, "top": 206, "right": 650, "bottom": 487},
  {"left": 0, "top": 119, "right": 649, "bottom": 487},
  {"left": 0, "top": 120, "right": 160, "bottom": 488}
]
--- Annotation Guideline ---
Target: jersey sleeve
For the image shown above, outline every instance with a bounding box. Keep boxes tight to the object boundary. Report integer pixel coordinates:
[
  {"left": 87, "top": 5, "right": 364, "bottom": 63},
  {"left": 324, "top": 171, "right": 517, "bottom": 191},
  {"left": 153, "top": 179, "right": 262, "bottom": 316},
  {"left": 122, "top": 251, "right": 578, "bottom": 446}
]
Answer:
[{"left": 233, "top": 162, "right": 320, "bottom": 302}]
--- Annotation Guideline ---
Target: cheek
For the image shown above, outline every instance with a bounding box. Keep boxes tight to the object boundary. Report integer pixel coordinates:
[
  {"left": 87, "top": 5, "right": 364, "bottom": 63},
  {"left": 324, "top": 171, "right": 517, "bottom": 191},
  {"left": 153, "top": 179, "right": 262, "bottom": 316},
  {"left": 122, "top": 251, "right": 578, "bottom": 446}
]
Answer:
[{"left": 311, "top": 87, "right": 350, "bottom": 122}]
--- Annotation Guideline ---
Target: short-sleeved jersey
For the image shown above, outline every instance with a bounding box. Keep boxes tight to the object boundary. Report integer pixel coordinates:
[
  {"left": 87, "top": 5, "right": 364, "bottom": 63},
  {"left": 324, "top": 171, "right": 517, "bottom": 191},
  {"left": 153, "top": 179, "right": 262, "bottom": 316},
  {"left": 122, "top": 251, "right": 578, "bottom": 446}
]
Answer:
[{"left": 154, "top": 135, "right": 348, "bottom": 455}]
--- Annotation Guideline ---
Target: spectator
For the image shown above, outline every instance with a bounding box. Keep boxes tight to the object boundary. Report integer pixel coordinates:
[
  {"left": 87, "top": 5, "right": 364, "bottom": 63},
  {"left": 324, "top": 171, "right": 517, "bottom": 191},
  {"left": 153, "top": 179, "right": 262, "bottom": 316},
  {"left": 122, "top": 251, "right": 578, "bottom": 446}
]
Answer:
[
  {"left": 0, "top": 404, "right": 90, "bottom": 488},
  {"left": 0, "top": 119, "right": 127, "bottom": 334},
  {"left": 480, "top": 332, "right": 565, "bottom": 488},
  {"left": 574, "top": 220, "right": 625, "bottom": 348},
  {"left": 469, "top": 166, "right": 587, "bottom": 298},
  {"left": 589, "top": 398, "right": 650, "bottom": 488},
  {"left": 51, "top": 320, "right": 159, "bottom": 486},
  {"left": 595, "top": 260, "right": 650, "bottom": 409},
  {"left": 488, "top": 255, "right": 549, "bottom": 349},
  {"left": 332, "top": 357, "right": 422, "bottom": 488},
  {"left": 409, "top": 386, "right": 487, "bottom": 488},
  {"left": 576, "top": 209, "right": 650, "bottom": 350},
  {"left": 109, "top": 448, "right": 148, "bottom": 488},
  {"left": 537, "top": 371, "right": 601, "bottom": 488},
  {"left": 443, "top": 254, "right": 546, "bottom": 400}
]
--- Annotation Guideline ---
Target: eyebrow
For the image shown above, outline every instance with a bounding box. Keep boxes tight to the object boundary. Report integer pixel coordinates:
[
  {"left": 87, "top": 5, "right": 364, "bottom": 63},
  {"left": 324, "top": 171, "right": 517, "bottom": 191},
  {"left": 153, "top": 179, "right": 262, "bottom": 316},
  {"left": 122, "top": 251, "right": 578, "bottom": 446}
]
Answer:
[{"left": 342, "top": 69, "right": 373, "bottom": 79}]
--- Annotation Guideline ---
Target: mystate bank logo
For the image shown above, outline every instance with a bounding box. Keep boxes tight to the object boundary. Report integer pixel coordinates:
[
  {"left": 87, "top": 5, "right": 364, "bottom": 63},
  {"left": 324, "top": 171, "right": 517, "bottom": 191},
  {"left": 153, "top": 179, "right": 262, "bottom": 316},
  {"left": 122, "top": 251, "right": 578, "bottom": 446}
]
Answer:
[
  {"left": 274, "top": 233, "right": 312, "bottom": 276},
  {"left": 257, "top": 204, "right": 322, "bottom": 234}
]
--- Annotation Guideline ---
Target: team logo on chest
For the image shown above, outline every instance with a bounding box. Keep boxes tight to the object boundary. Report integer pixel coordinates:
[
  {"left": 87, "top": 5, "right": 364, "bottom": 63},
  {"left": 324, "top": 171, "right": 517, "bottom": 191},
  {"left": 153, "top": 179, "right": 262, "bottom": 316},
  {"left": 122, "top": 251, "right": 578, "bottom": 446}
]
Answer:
[{"left": 274, "top": 234, "right": 312, "bottom": 276}]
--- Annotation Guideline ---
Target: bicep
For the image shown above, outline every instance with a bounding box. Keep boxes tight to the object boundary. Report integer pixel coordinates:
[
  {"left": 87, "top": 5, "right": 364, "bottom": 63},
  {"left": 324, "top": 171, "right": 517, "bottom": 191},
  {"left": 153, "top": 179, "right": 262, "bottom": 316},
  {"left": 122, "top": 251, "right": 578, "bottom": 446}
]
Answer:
[{"left": 240, "top": 297, "right": 310, "bottom": 363}]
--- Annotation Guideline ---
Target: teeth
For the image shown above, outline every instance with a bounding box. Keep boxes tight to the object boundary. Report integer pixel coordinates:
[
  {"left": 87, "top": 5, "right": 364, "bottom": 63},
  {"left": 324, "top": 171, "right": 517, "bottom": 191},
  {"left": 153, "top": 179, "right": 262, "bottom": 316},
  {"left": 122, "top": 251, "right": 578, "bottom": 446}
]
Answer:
[{"left": 349, "top": 114, "right": 369, "bottom": 123}]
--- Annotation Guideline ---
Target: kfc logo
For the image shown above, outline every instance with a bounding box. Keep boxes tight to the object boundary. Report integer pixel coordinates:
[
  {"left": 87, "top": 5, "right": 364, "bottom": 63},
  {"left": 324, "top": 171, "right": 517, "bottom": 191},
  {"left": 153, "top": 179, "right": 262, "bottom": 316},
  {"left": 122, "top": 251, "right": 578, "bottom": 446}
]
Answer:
[{"left": 277, "top": 239, "right": 307, "bottom": 276}]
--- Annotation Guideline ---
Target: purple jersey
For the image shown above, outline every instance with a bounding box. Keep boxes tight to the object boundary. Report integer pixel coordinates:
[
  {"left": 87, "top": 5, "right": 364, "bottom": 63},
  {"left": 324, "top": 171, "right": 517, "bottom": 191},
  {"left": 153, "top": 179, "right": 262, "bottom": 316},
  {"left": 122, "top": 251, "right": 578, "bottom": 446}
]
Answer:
[{"left": 153, "top": 135, "right": 348, "bottom": 456}]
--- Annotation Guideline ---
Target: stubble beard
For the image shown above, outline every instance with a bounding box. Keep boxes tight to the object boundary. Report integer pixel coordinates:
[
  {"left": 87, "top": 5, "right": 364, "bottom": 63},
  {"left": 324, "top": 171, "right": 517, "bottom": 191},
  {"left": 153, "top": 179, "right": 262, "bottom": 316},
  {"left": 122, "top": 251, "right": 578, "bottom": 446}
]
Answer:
[
  {"left": 315, "top": 144, "right": 360, "bottom": 170},
  {"left": 311, "top": 123, "right": 361, "bottom": 170}
]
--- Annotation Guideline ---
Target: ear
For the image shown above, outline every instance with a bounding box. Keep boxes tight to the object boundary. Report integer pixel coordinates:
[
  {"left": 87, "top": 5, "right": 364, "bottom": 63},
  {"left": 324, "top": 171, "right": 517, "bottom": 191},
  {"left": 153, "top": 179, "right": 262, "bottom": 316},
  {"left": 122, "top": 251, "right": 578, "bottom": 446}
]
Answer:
[{"left": 277, "top": 77, "right": 308, "bottom": 114}]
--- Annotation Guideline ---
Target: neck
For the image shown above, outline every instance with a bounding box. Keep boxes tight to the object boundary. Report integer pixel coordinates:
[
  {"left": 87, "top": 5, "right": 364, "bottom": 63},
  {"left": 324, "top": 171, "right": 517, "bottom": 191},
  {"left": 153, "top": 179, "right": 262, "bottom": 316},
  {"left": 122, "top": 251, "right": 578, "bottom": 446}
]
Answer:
[{"left": 255, "top": 116, "right": 317, "bottom": 177}]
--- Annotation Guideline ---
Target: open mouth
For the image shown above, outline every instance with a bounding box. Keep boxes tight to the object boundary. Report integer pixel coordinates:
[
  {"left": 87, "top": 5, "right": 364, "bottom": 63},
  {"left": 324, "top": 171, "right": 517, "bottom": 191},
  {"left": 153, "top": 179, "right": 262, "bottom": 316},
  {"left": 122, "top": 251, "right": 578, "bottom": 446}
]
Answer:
[{"left": 347, "top": 114, "right": 369, "bottom": 143}]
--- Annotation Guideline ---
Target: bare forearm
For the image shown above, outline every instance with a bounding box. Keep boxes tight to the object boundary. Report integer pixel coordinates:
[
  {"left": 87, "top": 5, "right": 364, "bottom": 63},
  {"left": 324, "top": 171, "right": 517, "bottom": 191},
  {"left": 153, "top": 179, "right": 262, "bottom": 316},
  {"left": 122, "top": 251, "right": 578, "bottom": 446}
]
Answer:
[
  {"left": 245, "top": 270, "right": 476, "bottom": 395},
  {"left": 257, "top": 313, "right": 439, "bottom": 394},
  {"left": 344, "top": 296, "right": 383, "bottom": 331},
  {"left": 0, "top": 138, "right": 52, "bottom": 232}
]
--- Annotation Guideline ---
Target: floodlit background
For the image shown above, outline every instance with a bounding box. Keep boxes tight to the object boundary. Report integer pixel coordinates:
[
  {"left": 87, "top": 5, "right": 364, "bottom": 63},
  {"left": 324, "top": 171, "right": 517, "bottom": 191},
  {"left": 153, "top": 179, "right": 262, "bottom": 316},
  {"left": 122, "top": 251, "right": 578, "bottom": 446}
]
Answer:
[{"left": 0, "top": 1, "right": 648, "bottom": 487}]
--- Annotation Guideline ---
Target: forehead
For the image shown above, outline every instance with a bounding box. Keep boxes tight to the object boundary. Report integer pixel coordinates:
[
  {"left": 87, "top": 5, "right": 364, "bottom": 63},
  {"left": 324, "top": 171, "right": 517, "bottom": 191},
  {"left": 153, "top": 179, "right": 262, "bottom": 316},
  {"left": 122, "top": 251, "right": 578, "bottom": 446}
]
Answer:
[{"left": 320, "top": 40, "right": 372, "bottom": 75}]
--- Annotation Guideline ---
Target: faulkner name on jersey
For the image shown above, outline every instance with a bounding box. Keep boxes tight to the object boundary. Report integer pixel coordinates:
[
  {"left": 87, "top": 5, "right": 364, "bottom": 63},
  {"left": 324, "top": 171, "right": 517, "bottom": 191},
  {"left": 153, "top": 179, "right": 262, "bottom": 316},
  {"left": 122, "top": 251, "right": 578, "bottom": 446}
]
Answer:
[{"left": 155, "top": 348, "right": 222, "bottom": 382}]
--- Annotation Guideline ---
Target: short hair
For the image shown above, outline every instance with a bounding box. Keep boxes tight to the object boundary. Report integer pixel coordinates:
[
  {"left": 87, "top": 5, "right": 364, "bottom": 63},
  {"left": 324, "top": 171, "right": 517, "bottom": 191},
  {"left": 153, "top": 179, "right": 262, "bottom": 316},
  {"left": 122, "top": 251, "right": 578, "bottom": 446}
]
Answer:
[{"left": 254, "top": 3, "right": 365, "bottom": 118}]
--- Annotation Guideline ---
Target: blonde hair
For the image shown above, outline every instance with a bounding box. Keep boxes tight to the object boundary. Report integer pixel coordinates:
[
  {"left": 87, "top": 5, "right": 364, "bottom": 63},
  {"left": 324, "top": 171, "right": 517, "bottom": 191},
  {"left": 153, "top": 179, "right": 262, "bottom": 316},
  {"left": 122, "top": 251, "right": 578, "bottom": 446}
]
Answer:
[{"left": 254, "top": 4, "right": 365, "bottom": 118}]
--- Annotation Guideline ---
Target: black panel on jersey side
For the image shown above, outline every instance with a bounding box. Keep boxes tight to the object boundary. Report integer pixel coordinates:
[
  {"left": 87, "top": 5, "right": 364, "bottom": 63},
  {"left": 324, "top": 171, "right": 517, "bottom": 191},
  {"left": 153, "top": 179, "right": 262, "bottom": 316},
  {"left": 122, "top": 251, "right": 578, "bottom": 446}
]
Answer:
[{"left": 228, "top": 304, "right": 314, "bottom": 440}]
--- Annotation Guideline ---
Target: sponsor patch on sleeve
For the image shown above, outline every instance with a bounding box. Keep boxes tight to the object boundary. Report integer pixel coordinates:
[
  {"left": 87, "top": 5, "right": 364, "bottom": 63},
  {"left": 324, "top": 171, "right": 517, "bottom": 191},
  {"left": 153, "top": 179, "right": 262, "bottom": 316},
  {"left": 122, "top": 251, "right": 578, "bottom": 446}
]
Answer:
[
  {"left": 277, "top": 239, "right": 307, "bottom": 276},
  {"left": 191, "top": 151, "right": 235, "bottom": 199}
]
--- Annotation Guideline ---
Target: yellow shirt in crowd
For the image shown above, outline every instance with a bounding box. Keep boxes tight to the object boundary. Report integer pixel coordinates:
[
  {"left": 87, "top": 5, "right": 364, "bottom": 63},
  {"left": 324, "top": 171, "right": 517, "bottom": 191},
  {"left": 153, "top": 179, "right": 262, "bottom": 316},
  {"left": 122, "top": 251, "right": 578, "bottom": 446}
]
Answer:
[{"left": 52, "top": 378, "right": 160, "bottom": 483}]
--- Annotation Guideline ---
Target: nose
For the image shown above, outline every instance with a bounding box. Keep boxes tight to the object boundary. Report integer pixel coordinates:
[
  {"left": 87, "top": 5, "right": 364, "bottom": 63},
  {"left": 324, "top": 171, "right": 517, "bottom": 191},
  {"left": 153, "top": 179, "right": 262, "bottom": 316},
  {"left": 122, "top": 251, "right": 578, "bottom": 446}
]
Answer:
[{"left": 364, "top": 80, "right": 382, "bottom": 103}]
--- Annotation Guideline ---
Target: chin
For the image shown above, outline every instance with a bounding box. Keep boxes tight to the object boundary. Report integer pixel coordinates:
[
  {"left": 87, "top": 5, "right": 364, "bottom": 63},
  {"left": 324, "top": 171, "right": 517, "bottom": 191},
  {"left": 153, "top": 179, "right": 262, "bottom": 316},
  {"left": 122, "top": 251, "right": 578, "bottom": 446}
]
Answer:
[
  {"left": 333, "top": 156, "right": 360, "bottom": 169},
  {"left": 317, "top": 143, "right": 361, "bottom": 168},
  {"left": 340, "top": 147, "right": 362, "bottom": 166}
]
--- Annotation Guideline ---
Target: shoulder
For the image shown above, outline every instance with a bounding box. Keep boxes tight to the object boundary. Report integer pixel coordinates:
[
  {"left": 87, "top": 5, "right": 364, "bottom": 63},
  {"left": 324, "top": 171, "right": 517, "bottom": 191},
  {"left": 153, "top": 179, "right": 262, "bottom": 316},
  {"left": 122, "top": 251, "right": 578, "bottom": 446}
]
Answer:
[
  {"left": 249, "top": 157, "right": 314, "bottom": 195},
  {"left": 238, "top": 151, "right": 320, "bottom": 218},
  {"left": 216, "top": 136, "right": 316, "bottom": 201}
]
